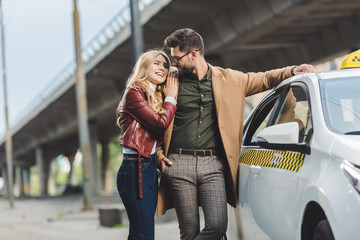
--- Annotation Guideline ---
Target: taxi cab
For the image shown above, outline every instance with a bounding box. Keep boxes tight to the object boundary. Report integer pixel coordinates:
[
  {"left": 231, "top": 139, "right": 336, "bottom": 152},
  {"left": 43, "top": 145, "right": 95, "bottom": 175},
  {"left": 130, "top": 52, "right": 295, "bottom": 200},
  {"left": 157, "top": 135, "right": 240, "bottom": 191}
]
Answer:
[{"left": 237, "top": 50, "right": 360, "bottom": 240}]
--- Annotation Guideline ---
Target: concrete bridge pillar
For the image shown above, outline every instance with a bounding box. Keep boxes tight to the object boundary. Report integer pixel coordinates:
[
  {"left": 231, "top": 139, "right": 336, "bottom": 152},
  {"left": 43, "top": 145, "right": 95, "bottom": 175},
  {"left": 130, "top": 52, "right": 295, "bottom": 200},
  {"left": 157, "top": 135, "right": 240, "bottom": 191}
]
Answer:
[
  {"left": 14, "top": 165, "right": 24, "bottom": 197},
  {"left": 101, "top": 139, "right": 113, "bottom": 194},
  {"left": 14, "top": 159, "right": 28, "bottom": 197},
  {"left": 36, "top": 146, "right": 50, "bottom": 196},
  {"left": 67, "top": 154, "right": 78, "bottom": 185},
  {"left": 48, "top": 158, "right": 56, "bottom": 196},
  {"left": 0, "top": 159, "right": 15, "bottom": 197},
  {"left": 23, "top": 167, "right": 30, "bottom": 196},
  {"left": 1, "top": 160, "right": 8, "bottom": 197},
  {"left": 89, "top": 121, "right": 100, "bottom": 195}
]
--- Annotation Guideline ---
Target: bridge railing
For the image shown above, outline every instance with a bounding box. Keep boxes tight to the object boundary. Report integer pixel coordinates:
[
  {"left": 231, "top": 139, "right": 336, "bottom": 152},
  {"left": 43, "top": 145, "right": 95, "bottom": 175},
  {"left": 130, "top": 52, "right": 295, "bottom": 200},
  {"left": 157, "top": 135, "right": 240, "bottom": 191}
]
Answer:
[{"left": 13, "top": 0, "right": 153, "bottom": 129}]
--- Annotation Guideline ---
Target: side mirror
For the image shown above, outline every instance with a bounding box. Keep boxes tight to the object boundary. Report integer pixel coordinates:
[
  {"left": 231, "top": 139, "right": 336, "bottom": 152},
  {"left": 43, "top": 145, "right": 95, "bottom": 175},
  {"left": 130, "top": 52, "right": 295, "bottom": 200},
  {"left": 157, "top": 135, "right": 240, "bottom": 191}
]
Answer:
[{"left": 255, "top": 122, "right": 310, "bottom": 154}]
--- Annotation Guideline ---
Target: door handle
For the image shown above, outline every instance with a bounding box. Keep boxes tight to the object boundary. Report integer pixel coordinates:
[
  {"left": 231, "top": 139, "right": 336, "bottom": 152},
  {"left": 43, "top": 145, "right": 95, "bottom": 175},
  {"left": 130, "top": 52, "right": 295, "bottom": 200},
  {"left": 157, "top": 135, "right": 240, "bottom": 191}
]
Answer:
[{"left": 250, "top": 165, "right": 261, "bottom": 175}]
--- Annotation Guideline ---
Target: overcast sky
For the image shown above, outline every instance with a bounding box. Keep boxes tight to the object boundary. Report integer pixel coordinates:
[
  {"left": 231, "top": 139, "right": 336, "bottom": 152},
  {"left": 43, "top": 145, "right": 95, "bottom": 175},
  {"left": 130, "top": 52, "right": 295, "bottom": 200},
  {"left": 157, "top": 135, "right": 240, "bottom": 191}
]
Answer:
[{"left": 0, "top": 0, "right": 129, "bottom": 136}]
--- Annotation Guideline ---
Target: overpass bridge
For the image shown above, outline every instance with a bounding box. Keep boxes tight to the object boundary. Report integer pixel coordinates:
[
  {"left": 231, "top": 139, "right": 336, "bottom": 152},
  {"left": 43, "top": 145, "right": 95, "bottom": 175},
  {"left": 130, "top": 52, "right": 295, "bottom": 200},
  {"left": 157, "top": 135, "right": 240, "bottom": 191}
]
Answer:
[{"left": 1, "top": 0, "right": 360, "bottom": 197}]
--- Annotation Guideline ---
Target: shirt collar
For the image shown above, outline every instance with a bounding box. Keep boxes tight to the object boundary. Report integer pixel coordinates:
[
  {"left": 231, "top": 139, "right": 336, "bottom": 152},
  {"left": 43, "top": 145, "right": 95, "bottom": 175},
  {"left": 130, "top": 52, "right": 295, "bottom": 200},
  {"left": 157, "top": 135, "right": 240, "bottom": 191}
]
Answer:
[
  {"left": 201, "top": 65, "right": 212, "bottom": 82},
  {"left": 186, "top": 64, "right": 212, "bottom": 81},
  {"left": 147, "top": 80, "right": 157, "bottom": 91}
]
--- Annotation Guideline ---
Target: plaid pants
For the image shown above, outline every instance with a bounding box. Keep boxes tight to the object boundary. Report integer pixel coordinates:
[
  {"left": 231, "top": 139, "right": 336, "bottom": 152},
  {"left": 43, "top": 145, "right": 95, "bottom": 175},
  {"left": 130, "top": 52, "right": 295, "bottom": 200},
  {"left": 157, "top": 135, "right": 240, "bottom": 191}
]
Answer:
[{"left": 163, "top": 153, "right": 228, "bottom": 240}]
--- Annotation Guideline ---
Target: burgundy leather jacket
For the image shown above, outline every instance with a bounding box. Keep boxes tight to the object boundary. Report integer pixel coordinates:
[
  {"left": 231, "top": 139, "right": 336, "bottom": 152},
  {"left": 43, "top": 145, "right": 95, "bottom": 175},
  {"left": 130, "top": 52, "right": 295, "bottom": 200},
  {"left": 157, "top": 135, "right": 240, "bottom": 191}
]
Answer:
[{"left": 118, "top": 83, "right": 176, "bottom": 158}]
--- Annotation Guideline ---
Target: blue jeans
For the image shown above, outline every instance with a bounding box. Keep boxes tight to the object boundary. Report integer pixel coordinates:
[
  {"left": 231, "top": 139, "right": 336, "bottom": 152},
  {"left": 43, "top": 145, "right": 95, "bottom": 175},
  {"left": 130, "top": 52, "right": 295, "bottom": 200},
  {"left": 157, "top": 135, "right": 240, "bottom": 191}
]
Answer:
[{"left": 117, "top": 154, "right": 158, "bottom": 240}]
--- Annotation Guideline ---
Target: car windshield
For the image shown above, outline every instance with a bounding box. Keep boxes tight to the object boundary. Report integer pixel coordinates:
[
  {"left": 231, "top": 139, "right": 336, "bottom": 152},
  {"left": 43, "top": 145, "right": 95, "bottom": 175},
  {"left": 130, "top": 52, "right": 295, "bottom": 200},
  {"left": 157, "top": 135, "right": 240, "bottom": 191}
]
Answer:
[{"left": 320, "top": 76, "right": 360, "bottom": 135}]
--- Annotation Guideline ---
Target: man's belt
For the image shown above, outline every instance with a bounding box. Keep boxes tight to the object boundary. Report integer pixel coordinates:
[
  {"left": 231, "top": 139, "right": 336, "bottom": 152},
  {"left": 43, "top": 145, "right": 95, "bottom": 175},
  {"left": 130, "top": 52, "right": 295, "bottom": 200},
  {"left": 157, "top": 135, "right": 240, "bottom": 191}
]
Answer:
[{"left": 171, "top": 148, "right": 218, "bottom": 157}]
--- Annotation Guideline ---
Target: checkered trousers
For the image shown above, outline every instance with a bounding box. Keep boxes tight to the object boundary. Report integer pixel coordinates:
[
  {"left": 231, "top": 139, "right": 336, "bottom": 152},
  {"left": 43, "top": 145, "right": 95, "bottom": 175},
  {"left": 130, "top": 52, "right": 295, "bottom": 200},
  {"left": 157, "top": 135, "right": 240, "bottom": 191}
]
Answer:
[{"left": 163, "top": 153, "right": 228, "bottom": 240}]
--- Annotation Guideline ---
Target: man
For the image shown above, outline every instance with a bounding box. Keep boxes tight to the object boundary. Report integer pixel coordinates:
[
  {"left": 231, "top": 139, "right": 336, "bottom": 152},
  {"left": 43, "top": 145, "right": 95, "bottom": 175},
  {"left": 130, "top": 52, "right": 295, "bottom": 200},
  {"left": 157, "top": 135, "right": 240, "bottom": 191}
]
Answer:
[{"left": 157, "top": 28, "right": 314, "bottom": 240}]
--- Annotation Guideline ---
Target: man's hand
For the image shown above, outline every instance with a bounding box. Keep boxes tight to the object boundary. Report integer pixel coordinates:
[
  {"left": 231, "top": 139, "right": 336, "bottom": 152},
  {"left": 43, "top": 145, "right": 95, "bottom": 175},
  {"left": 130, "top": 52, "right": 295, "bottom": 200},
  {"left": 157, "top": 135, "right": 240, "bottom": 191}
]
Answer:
[
  {"left": 293, "top": 64, "right": 315, "bottom": 75},
  {"left": 160, "top": 157, "right": 173, "bottom": 173}
]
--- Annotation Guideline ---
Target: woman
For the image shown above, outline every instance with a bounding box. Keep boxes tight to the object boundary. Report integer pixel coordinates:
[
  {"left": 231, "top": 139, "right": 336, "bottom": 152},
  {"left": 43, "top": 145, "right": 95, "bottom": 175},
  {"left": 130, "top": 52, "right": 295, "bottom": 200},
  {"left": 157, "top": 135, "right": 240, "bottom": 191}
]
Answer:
[{"left": 116, "top": 49, "right": 178, "bottom": 240}]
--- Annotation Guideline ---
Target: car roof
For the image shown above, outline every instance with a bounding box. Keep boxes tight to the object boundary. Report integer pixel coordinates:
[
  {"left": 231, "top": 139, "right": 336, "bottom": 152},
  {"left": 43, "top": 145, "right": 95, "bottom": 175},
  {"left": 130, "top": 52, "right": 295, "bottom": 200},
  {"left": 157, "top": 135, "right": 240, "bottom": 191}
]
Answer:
[
  {"left": 316, "top": 69, "right": 360, "bottom": 80},
  {"left": 276, "top": 68, "right": 360, "bottom": 90}
]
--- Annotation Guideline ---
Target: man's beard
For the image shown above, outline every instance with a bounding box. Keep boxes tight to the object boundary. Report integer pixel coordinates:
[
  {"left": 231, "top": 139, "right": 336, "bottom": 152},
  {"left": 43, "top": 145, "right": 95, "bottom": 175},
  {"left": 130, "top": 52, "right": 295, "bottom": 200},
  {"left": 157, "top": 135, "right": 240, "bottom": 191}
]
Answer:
[{"left": 178, "top": 65, "right": 195, "bottom": 78}]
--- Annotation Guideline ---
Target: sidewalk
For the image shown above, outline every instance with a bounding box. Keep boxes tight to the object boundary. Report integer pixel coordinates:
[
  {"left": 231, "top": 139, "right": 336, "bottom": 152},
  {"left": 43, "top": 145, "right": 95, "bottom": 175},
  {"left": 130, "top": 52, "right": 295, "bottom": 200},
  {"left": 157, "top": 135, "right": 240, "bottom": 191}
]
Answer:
[
  {"left": 0, "top": 195, "right": 180, "bottom": 240},
  {"left": 0, "top": 195, "right": 240, "bottom": 239}
]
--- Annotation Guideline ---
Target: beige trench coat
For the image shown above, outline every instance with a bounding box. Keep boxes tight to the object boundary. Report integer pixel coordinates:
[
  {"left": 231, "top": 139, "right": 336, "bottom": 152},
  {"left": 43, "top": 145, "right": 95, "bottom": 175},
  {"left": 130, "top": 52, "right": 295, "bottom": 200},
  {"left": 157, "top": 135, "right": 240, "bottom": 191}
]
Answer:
[{"left": 157, "top": 64, "right": 294, "bottom": 216}]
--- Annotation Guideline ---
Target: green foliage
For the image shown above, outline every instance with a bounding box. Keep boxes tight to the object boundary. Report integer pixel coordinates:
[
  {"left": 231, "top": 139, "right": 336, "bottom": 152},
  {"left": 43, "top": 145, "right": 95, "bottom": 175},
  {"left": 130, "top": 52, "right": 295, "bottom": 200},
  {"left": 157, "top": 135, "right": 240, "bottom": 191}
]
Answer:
[
  {"left": 112, "top": 223, "right": 129, "bottom": 228},
  {"left": 109, "top": 136, "right": 123, "bottom": 186},
  {"left": 75, "top": 161, "right": 83, "bottom": 185},
  {"left": 110, "top": 135, "right": 123, "bottom": 159}
]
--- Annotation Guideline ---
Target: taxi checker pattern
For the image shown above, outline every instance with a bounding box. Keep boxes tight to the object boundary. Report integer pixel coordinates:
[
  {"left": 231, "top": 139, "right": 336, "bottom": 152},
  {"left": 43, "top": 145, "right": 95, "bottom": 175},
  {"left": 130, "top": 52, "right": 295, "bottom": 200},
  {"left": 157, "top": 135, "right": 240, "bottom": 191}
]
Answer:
[{"left": 239, "top": 148, "right": 306, "bottom": 172}]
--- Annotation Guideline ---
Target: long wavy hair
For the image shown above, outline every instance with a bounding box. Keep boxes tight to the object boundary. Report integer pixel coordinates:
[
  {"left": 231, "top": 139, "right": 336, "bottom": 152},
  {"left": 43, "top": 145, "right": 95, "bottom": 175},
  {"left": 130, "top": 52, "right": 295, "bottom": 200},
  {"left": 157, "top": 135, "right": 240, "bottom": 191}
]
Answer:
[{"left": 116, "top": 50, "right": 170, "bottom": 127}]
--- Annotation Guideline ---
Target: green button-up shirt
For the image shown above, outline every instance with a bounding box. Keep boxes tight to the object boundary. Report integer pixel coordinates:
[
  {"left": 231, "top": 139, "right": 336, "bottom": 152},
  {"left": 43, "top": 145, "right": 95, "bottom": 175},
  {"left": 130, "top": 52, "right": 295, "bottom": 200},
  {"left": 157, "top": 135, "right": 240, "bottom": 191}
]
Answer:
[{"left": 169, "top": 66, "right": 223, "bottom": 151}]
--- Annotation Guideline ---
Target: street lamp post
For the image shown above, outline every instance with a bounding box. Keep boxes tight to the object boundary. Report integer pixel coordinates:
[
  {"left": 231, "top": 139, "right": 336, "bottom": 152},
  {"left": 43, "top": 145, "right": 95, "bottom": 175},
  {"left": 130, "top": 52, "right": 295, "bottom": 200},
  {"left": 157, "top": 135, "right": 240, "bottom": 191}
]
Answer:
[
  {"left": 129, "top": 0, "right": 144, "bottom": 64},
  {"left": 0, "top": 0, "right": 14, "bottom": 208},
  {"left": 73, "top": 0, "right": 93, "bottom": 210}
]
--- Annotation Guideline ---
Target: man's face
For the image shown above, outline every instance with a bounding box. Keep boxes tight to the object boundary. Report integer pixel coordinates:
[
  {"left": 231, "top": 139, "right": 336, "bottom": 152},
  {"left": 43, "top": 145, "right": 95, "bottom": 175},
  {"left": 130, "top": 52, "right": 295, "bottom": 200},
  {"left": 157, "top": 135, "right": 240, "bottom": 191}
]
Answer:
[{"left": 170, "top": 46, "right": 195, "bottom": 77}]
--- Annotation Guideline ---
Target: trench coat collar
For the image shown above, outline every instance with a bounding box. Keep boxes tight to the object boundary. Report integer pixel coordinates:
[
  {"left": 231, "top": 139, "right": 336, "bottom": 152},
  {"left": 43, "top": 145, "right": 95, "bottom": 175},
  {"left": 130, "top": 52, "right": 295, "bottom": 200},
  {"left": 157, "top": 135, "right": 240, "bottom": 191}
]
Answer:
[{"left": 209, "top": 64, "right": 223, "bottom": 115}]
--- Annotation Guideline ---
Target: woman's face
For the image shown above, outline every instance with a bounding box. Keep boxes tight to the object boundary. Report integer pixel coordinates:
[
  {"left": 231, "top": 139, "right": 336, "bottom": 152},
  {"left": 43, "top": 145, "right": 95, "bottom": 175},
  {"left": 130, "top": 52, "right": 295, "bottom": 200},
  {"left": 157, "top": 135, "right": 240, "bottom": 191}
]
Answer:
[{"left": 146, "top": 54, "right": 169, "bottom": 85}]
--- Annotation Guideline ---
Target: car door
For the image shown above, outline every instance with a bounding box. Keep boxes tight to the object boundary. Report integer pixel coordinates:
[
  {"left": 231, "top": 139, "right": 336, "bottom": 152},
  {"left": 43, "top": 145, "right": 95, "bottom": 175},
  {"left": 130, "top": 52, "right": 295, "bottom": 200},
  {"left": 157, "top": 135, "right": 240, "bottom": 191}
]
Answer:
[
  {"left": 239, "top": 84, "right": 312, "bottom": 240},
  {"left": 238, "top": 90, "right": 280, "bottom": 240}
]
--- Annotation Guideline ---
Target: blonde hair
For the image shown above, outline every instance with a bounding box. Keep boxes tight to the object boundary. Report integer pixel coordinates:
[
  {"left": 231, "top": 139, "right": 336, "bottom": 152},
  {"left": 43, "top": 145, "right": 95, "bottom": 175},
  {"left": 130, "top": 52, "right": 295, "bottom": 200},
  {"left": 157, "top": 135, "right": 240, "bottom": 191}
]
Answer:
[{"left": 116, "top": 50, "right": 170, "bottom": 127}]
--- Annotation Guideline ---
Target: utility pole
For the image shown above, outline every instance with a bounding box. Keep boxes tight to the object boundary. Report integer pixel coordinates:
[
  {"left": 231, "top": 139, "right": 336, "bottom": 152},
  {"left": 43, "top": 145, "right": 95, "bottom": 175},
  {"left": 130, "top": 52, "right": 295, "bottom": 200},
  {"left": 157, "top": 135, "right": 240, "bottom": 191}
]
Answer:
[
  {"left": 72, "top": 0, "right": 93, "bottom": 210},
  {"left": 129, "top": 0, "right": 144, "bottom": 64},
  {"left": 0, "top": 0, "right": 14, "bottom": 208}
]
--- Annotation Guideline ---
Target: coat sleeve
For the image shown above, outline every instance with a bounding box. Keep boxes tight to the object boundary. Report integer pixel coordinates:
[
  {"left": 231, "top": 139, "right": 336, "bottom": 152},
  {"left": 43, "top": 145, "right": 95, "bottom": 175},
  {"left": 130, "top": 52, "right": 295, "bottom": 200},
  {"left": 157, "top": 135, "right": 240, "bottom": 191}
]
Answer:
[
  {"left": 156, "top": 145, "right": 166, "bottom": 163},
  {"left": 124, "top": 87, "right": 177, "bottom": 133},
  {"left": 240, "top": 66, "right": 295, "bottom": 96}
]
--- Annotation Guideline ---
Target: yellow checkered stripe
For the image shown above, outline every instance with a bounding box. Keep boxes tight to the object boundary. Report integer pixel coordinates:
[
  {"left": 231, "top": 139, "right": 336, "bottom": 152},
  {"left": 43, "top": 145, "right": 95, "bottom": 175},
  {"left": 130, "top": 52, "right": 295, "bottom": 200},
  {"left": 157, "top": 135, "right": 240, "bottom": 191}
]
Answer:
[{"left": 239, "top": 148, "right": 306, "bottom": 173}]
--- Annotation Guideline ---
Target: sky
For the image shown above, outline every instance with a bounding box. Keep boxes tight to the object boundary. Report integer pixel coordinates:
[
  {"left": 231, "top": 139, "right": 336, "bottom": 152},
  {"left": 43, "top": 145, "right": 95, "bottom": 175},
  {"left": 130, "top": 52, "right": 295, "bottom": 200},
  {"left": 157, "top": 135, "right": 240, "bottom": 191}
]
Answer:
[{"left": 0, "top": 0, "right": 130, "bottom": 136}]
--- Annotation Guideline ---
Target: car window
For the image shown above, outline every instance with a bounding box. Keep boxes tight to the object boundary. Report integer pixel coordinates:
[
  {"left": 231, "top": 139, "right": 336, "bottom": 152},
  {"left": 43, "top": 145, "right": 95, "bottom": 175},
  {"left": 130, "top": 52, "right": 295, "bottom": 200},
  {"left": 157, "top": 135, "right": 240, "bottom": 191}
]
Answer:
[
  {"left": 274, "top": 86, "right": 311, "bottom": 143},
  {"left": 320, "top": 77, "right": 360, "bottom": 134},
  {"left": 250, "top": 105, "right": 275, "bottom": 144},
  {"left": 244, "top": 94, "right": 279, "bottom": 145}
]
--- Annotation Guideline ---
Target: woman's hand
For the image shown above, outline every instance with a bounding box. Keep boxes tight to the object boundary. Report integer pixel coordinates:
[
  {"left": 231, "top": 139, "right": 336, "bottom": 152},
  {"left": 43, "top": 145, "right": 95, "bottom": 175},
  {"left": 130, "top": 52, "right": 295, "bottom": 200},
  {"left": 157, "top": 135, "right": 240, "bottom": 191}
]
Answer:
[{"left": 163, "top": 70, "right": 178, "bottom": 98}]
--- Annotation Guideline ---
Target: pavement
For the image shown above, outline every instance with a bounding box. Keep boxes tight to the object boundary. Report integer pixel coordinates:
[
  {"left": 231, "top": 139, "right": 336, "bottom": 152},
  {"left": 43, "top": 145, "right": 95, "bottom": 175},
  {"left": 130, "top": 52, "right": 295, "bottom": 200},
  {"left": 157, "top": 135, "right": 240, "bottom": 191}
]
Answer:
[
  {"left": 0, "top": 194, "right": 241, "bottom": 240},
  {"left": 0, "top": 195, "right": 180, "bottom": 240}
]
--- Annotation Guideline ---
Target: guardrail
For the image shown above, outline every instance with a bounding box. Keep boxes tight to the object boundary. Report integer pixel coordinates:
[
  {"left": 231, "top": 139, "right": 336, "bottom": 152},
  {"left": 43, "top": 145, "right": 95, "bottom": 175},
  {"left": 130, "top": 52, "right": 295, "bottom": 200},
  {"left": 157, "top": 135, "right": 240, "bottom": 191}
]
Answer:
[{"left": 12, "top": 0, "right": 153, "bottom": 128}]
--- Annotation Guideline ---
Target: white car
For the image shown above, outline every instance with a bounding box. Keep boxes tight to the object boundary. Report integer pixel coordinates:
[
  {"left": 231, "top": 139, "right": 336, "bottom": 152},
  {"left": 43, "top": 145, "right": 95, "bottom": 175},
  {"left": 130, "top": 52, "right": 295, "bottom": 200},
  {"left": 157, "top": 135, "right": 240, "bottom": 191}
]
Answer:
[{"left": 238, "top": 67, "right": 360, "bottom": 239}]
